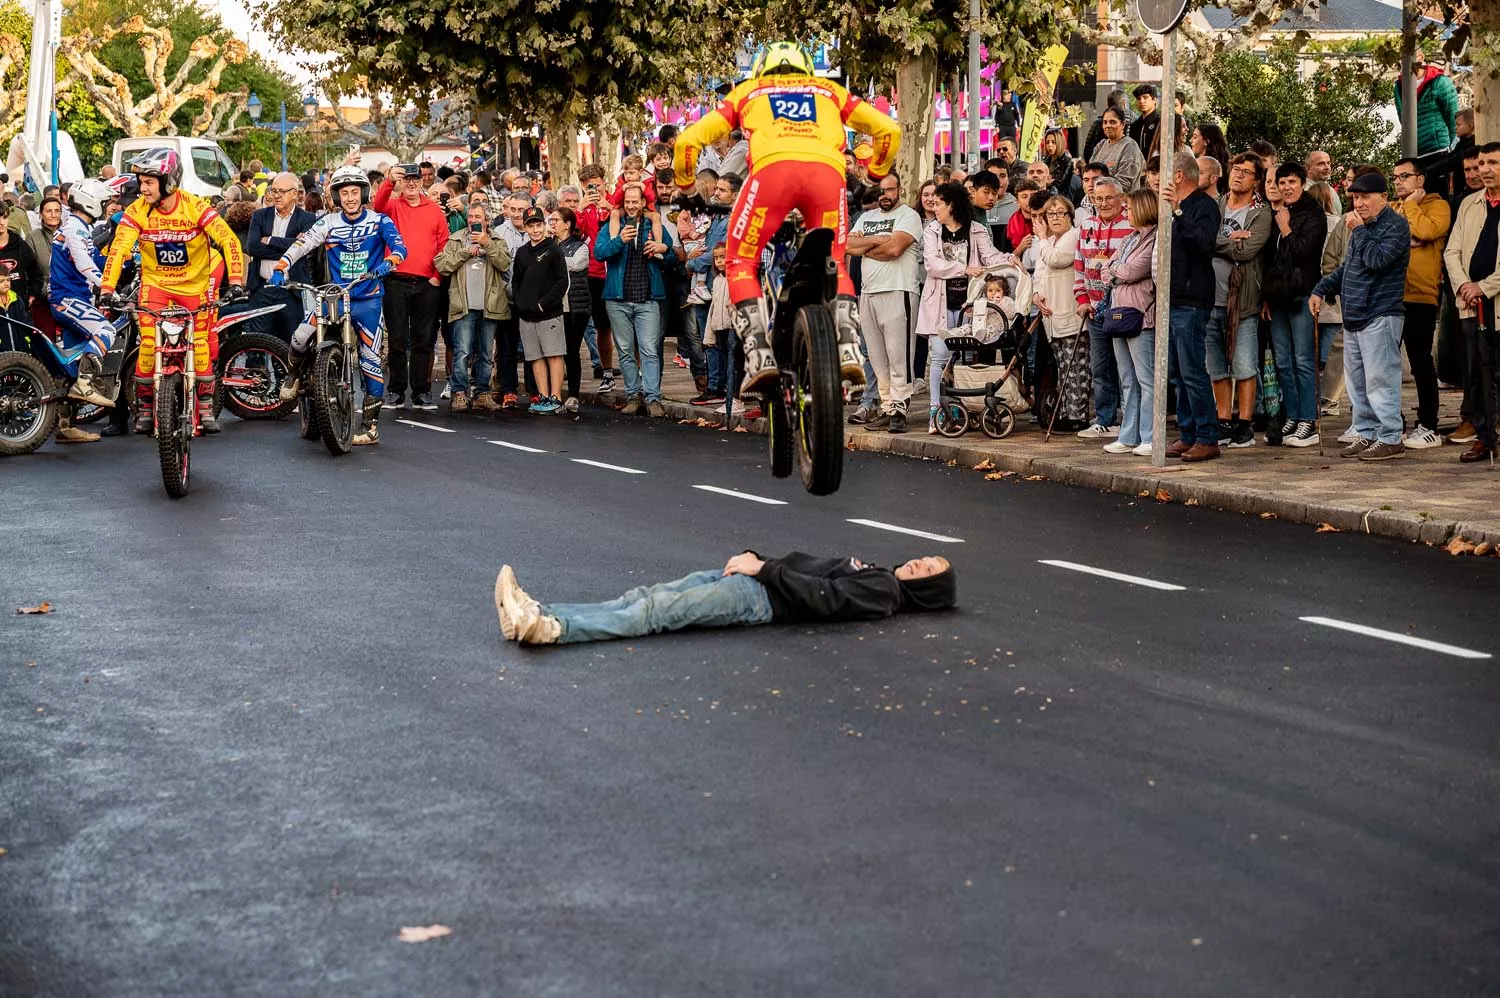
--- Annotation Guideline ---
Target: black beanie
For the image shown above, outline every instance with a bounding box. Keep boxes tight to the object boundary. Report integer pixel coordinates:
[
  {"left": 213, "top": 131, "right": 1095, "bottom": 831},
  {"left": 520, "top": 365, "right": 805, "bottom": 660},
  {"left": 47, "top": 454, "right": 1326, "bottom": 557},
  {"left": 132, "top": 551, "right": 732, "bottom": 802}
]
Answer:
[{"left": 896, "top": 567, "right": 958, "bottom": 613}]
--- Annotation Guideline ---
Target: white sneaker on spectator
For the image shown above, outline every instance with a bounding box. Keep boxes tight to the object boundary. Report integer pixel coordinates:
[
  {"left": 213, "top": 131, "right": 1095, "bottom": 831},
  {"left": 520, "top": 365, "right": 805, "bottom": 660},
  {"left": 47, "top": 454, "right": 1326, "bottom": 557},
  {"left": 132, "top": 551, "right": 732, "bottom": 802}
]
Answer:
[
  {"left": 1337, "top": 426, "right": 1360, "bottom": 444},
  {"left": 1403, "top": 426, "right": 1441, "bottom": 449},
  {"left": 1131, "top": 442, "right": 1153, "bottom": 457},
  {"left": 727, "top": 399, "right": 746, "bottom": 415},
  {"left": 1076, "top": 423, "right": 1119, "bottom": 439},
  {"left": 1103, "top": 440, "right": 1134, "bottom": 454},
  {"left": 1285, "top": 421, "right": 1319, "bottom": 448},
  {"left": 439, "top": 382, "right": 452, "bottom": 401}
]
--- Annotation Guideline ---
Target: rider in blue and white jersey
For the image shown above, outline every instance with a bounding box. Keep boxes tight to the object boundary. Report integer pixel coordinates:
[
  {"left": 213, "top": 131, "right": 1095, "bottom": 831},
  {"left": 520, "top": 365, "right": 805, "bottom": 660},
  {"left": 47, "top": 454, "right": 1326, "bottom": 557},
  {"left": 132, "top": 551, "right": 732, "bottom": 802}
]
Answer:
[
  {"left": 270, "top": 165, "right": 406, "bottom": 446},
  {"left": 49, "top": 179, "right": 120, "bottom": 408}
]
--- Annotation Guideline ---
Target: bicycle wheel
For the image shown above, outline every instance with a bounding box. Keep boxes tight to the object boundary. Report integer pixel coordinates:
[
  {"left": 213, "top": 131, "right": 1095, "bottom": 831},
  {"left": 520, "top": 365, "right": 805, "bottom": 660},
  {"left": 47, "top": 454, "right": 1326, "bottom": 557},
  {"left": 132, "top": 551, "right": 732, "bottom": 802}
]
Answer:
[
  {"left": 935, "top": 398, "right": 970, "bottom": 438},
  {"left": 0, "top": 351, "right": 59, "bottom": 456},
  {"left": 220, "top": 332, "right": 296, "bottom": 421},
  {"left": 313, "top": 342, "right": 353, "bottom": 455},
  {"left": 792, "top": 303, "right": 843, "bottom": 495},
  {"left": 980, "top": 402, "right": 1016, "bottom": 440},
  {"left": 156, "top": 373, "right": 190, "bottom": 498}
]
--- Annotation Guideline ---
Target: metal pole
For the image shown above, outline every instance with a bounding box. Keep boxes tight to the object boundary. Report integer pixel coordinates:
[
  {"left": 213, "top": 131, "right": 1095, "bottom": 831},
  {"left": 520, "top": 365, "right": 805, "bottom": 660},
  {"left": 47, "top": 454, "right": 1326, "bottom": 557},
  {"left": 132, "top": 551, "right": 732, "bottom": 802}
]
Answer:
[
  {"left": 1150, "top": 29, "right": 1176, "bottom": 467},
  {"left": 953, "top": 72, "right": 962, "bottom": 168},
  {"left": 279, "top": 102, "right": 289, "bottom": 173},
  {"left": 1399, "top": 0, "right": 1418, "bottom": 158},
  {"left": 967, "top": 0, "right": 982, "bottom": 173}
]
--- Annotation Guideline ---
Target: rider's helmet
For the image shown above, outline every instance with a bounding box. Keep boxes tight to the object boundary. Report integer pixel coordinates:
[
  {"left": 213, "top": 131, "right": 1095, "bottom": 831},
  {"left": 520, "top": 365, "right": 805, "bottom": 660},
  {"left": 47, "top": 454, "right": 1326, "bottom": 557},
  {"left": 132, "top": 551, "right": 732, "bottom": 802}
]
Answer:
[
  {"left": 67, "top": 179, "right": 115, "bottom": 222},
  {"left": 328, "top": 164, "right": 370, "bottom": 205},
  {"left": 128, "top": 148, "right": 184, "bottom": 198},
  {"left": 751, "top": 42, "right": 813, "bottom": 78},
  {"left": 106, "top": 173, "right": 139, "bottom": 207}
]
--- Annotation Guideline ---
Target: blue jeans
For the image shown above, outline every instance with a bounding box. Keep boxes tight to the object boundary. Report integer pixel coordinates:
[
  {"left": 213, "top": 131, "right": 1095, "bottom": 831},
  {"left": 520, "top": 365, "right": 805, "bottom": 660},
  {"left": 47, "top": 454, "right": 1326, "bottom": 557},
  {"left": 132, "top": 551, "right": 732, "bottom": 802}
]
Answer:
[
  {"left": 582, "top": 316, "right": 601, "bottom": 370},
  {"left": 705, "top": 326, "right": 737, "bottom": 395},
  {"left": 1169, "top": 306, "right": 1217, "bottom": 445},
  {"left": 606, "top": 301, "right": 663, "bottom": 403},
  {"left": 544, "top": 570, "right": 774, "bottom": 644},
  {"left": 1113, "top": 328, "right": 1155, "bottom": 447},
  {"left": 1088, "top": 315, "right": 1121, "bottom": 427},
  {"left": 449, "top": 309, "right": 495, "bottom": 395},
  {"left": 678, "top": 302, "right": 708, "bottom": 379},
  {"left": 1344, "top": 315, "right": 1405, "bottom": 445},
  {"left": 1268, "top": 299, "right": 1318, "bottom": 422}
]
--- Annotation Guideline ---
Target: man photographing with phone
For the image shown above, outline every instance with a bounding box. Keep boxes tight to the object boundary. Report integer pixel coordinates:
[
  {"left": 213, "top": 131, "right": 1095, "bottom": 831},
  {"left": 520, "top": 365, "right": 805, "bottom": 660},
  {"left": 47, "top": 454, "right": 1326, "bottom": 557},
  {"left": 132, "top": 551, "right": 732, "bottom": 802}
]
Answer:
[{"left": 371, "top": 162, "right": 451, "bottom": 410}]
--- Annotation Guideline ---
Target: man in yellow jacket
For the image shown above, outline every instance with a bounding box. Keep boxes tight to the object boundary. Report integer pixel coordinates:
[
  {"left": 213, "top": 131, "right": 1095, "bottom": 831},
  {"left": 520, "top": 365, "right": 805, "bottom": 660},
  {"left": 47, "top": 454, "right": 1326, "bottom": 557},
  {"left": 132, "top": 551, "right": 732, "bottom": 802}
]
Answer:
[
  {"left": 673, "top": 42, "right": 900, "bottom": 392},
  {"left": 1390, "top": 156, "right": 1451, "bottom": 448}
]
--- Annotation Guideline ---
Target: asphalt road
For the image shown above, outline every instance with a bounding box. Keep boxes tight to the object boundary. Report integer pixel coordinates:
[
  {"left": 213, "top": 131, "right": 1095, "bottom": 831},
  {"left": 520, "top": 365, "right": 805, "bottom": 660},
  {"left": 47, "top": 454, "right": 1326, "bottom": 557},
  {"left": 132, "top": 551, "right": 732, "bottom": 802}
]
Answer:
[{"left": 3, "top": 405, "right": 1499, "bottom": 998}]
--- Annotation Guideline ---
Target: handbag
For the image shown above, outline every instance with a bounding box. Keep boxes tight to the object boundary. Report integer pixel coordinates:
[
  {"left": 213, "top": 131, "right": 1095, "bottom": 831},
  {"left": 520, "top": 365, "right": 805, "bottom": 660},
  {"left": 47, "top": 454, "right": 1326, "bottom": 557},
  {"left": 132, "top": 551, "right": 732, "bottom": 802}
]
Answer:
[{"left": 1102, "top": 303, "right": 1145, "bottom": 338}]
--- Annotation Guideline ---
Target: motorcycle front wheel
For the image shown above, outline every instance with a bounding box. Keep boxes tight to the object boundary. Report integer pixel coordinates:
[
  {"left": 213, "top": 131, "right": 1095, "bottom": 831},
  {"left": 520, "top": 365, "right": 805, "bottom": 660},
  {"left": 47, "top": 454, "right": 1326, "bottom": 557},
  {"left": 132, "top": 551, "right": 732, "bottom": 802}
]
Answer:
[
  {"left": 0, "top": 351, "right": 58, "bottom": 456},
  {"left": 156, "top": 373, "right": 190, "bottom": 498},
  {"left": 313, "top": 342, "right": 353, "bottom": 455}
]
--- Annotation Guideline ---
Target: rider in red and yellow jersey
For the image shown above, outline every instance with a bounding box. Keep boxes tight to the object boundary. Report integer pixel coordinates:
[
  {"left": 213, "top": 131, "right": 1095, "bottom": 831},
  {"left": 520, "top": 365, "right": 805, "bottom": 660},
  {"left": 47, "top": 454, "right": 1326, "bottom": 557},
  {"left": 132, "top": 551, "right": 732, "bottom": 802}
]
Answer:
[
  {"left": 673, "top": 42, "right": 900, "bottom": 392},
  {"left": 100, "top": 148, "right": 247, "bottom": 433}
]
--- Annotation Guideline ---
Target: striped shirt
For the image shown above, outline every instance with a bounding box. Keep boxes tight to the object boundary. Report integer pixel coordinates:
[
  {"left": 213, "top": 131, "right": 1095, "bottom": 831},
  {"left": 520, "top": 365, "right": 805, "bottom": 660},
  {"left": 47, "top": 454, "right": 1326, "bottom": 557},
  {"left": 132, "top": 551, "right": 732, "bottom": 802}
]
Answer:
[{"left": 1073, "top": 211, "right": 1135, "bottom": 307}]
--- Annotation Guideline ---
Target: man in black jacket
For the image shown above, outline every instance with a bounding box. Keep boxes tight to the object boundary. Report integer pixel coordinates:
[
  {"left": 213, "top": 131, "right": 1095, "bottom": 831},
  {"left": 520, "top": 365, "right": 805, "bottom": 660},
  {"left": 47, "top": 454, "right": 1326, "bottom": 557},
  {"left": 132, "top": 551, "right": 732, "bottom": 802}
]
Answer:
[
  {"left": 495, "top": 552, "right": 958, "bottom": 646},
  {"left": 1161, "top": 151, "right": 1224, "bottom": 462},
  {"left": 242, "top": 173, "right": 318, "bottom": 342},
  {"left": 1260, "top": 161, "right": 1328, "bottom": 448}
]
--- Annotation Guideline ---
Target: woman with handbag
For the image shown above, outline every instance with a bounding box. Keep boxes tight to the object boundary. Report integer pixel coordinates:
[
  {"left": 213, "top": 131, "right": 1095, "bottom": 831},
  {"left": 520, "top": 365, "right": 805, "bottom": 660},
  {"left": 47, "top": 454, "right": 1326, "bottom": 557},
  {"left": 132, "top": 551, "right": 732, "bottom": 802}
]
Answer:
[
  {"left": 918, "top": 182, "right": 1006, "bottom": 433},
  {"left": 1030, "top": 196, "right": 1090, "bottom": 431},
  {"left": 1100, "top": 188, "right": 1159, "bottom": 456}
]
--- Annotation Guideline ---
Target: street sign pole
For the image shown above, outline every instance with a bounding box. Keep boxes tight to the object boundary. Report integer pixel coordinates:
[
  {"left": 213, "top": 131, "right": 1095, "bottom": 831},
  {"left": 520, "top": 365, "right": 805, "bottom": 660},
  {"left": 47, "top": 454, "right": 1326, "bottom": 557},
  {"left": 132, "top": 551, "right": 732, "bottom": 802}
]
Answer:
[
  {"left": 967, "top": 0, "right": 982, "bottom": 172},
  {"left": 1150, "top": 28, "right": 1175, "bottom": 467}
]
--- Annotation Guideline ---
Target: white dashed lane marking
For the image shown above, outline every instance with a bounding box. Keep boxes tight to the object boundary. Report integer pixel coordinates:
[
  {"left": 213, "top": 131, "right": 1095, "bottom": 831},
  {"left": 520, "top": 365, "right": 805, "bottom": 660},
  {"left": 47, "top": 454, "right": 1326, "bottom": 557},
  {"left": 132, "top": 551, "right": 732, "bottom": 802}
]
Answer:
[
  {"left": 488, "top": 439, "right": 547, "bottom": 453},
  {"left": 1300, "top": 616, "right": 1492, "bottom": 660},
  {"left": 394, "top": 419, "right": 455, "bottom": 433},
  {"left": 1038, "top": 560, "right": 1187, "bottom": 591},
  {"left": 570, "top": 458, "right": 648, "bottom": 475},
  {"left": 692, "top": 485, "right": 787, "bottom": 505},
  {"left": 846, "top": 519, "right": 964, "bottom": 544}
]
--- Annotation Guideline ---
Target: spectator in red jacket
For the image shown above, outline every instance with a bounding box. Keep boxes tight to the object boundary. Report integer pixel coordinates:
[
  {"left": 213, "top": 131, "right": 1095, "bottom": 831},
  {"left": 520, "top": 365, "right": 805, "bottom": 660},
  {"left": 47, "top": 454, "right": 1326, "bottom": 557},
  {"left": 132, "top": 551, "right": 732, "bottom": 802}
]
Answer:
[
  {"left": 372, "top": 163, "right": 452, "bottom": 409},
  {"left": 577, "top": 164, "right": 616, "bottom": 390}
]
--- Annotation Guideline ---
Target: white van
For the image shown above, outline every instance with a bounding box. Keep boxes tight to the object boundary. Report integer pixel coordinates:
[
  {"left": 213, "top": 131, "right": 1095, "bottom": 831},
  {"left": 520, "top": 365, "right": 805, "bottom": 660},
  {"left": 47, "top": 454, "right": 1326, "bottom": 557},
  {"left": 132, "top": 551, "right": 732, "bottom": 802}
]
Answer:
[{"left": 111, "top": 137, "right": 239, "bottom": 197}]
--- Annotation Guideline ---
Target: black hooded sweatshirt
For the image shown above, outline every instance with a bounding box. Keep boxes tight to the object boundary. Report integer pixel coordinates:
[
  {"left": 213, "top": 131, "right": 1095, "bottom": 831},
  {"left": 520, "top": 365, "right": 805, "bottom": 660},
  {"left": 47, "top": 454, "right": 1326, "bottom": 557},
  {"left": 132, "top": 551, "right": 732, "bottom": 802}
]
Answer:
[
  {"left": 1260, "top": 193, "right": 1326, "bottom": 304},
  {"left": 512, "top": 235, "right": 568, "bottom": 322},
  {"left": 752, "top": 551, "right": 957, "bottom": 624}
]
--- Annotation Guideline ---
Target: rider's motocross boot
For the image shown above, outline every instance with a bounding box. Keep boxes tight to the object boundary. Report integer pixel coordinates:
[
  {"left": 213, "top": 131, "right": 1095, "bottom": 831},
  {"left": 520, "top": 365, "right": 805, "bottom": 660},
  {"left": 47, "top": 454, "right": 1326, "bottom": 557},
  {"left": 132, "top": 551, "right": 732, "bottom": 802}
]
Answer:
[
  {"left": 279, "top": 353, "right": 305, "bottom": 402},
  {"left": 353, "top": 398, "right": 381, "bottom": 446},
  {"left": 55, "top": 406, "right": 100, "bottom": 444},
  {"left": 132, "top": 377, "right": 154, "bottom": 434},
  {"left": 196, "top": 377, "right": 221, "bottom": 435},
  {"left": 832, "top": 295, "right": 867, "bottom": 385},
  {"left": 68, "top": 354, "right": 115, "bottom": 408},
  {"left": 733, "top": 299, "right": 780, "bottom": 395}
]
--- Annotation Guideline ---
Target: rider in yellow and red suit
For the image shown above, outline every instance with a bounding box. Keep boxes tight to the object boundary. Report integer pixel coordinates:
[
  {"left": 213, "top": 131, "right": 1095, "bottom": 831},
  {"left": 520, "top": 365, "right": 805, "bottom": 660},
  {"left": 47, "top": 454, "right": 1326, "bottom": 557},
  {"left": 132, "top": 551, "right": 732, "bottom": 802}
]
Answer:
[
  {"left": 673, "top": 42, "right": 900, "bottom": 393},
  {"left": 99, "top": 148, "right": 247, "bottom": 434}
]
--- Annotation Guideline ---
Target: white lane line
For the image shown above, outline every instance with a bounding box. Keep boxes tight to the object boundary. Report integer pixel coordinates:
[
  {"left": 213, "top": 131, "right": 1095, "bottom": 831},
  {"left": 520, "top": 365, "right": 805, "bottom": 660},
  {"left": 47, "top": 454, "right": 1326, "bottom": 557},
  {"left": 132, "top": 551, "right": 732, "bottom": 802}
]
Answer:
[
  {"left": 847, "top": 518, "right": 964, "bottom": 544},
  {"left": 488, "top": 439, "right": 547, "bottom": 454},
  {"left": 693, "top": 484, "right": 788, "bottom": 505},
  {"left": 571, "top": 458, "right": 648, "bottom": 475},
  {"left": 1038, "top": 559, "right": 1187, "bottom": 591},
  {"left": 395, "top": 419, "right": 455, "bottom": 433},
  {"left": 1300, "top": 616, "right": 1492, "bottom": 660}
]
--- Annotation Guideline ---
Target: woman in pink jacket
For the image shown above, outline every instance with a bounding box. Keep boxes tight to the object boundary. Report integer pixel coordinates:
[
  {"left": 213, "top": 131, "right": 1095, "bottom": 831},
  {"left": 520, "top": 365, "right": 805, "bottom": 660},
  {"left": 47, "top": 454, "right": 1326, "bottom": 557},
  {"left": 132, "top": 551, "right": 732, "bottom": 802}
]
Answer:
[
  {"left": 918, "top": 182, "right": 1007, "bottom": 432},
  {"left": 1100, "top": 188, "right": 1159, "bottom": 455}
]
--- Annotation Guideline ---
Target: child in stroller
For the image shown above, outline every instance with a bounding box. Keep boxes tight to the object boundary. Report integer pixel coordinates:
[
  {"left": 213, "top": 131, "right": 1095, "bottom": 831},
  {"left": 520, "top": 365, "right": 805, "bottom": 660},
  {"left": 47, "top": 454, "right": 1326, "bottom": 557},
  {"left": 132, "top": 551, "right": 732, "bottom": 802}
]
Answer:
[{"left": 931, "top": 263, "right": 1037, "bottom": 439}]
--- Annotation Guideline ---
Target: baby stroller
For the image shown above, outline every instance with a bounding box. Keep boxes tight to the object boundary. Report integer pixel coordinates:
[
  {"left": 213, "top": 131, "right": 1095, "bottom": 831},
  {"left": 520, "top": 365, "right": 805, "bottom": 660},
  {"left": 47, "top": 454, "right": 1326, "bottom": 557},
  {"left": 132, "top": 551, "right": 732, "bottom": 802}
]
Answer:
[{"left": 933, "top": 262, "right": 1039, "bottom": 440}]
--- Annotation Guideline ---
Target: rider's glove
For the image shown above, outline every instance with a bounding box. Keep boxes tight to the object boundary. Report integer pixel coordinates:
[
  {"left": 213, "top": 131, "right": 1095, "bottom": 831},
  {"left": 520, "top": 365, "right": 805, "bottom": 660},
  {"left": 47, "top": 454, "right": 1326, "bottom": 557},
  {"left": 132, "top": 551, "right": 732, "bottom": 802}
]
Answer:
[
  {"left": 220, "top": 283, "right": 249, "bottom": 304},
  {"left": 370, "top": 259, "right": 395, "bottom": 279},
  {"left": 268, "top": 267, "right": 287, "bottom": 288},
  {"left": 95, "top": 289, "right": 120, "bottom": 311}
]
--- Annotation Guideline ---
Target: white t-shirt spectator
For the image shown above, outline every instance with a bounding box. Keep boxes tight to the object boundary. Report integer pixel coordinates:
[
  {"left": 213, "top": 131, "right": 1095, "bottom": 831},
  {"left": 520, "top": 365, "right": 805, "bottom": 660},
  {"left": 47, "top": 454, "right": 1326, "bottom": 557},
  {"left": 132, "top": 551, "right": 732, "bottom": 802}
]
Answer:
[{"left": 850, "top": 203, "right": 923, "bottom": 294}]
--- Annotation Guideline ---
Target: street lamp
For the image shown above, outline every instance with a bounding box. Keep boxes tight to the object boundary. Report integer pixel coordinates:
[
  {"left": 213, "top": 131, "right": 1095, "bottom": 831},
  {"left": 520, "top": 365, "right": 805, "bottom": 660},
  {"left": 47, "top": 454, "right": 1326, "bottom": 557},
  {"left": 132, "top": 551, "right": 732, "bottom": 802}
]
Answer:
[
  {"left": 246, "top": 92, "right": 263, "bottom": 123},
  {"left": 303, "top": 94, "right": 318, "bottom": 121}
]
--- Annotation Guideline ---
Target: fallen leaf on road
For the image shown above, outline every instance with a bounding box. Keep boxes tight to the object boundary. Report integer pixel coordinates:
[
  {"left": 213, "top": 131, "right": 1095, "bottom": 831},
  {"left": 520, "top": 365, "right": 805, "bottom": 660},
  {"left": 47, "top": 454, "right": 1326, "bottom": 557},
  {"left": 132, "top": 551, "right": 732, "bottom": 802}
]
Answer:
[
  {"left": 1183, "top": 498, "right": 1200, "bottom": 507},
  {"left": 1259, "top": 512, "right": 1278, "bottom": 520},
  {"left": 1025, "top": 474, "right": 1046, "bottom": 481},
  {"left": 1315, "top": 523, "right": 1340, "bottom": 533},
  {"left": 16, "top": 603, "right": 52, "bottom": 615},
  {"left": 1154, "top": 488, "right": 1172, "bottom": 503},
  {"left": 694, "top": 418, "right": 712, "bottom": 427},
  {"left": 398, "top": 924, "right": 452, "bottom": 943},
  {"left": 984, "top": 471, "right": 1014, "bottom": 481},
  {"left": 973, "top": 458, "right": 995, "bottom": 471},
  {"left": 678, "top": 418, "right": 693, "bottom": 425},
  {"left": 1446, "top": 537, "right": 1477, "bottom": 556},
  {"left": 0, "top": 847, "right": 7, "bottom": 857},
  {"left": 732, "top": 426, "right": 748, "bottom": 433},
  {"left": 1476, "top": 542, "right": 1493, "bottom": 556}
]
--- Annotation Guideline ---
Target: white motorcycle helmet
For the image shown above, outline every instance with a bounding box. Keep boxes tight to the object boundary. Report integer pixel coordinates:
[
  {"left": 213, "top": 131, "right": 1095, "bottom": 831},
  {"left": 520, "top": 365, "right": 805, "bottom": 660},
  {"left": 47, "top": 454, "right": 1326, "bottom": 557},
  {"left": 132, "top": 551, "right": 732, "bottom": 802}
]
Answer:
[
  {"left": 67, "top": 179, "right": 116, "bottom": 222},
  {"left": 328, "top": 165, "right": 370, "bottom": 204}
]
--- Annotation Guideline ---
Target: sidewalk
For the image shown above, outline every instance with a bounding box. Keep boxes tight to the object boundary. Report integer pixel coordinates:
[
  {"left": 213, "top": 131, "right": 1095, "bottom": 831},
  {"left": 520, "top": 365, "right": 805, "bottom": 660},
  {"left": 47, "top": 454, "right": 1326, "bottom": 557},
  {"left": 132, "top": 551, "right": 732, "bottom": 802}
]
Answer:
[{"left": 641, "top": 353, "right": 1500, "bottom": 550}]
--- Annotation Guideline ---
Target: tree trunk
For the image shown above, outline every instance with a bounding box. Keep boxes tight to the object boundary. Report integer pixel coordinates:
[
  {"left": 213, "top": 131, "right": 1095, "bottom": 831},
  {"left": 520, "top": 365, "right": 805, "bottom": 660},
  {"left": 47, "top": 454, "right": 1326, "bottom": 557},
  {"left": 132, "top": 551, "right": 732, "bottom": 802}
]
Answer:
[
  {"left": 545, "top": 115, "right": 579, "bottom": 187},
  {"left": 1475, "top": 0, "right": 1500, "bottom": 142},
  {"left": 896, "top": 55, "right": 938, "bottom": 189},
  {"left": 594, "top": 113, "right": 622, "bottom": 180}
]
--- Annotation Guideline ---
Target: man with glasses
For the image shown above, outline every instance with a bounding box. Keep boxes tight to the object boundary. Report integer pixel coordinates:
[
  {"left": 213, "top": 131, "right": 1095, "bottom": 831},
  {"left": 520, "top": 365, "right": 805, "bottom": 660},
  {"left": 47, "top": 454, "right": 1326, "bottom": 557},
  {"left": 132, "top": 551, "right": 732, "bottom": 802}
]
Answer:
[
  {"left": 243, "top": 171, "right": 318, "bottom": 343},
  {"left": 1072, "top": 175, "right": 1133, "bottom": 437},
  {"left": 1389, "top": 157, "right": 1451, "bottom": 449},
  {"left": 1442, "top": 141, "right": 1500, "bottom": 463},
  {"left": 847, "top": 171, "right": 923, "bottom": 432},
  {"left": 371, "top": 163, "right": 451, "bottom": 409}
]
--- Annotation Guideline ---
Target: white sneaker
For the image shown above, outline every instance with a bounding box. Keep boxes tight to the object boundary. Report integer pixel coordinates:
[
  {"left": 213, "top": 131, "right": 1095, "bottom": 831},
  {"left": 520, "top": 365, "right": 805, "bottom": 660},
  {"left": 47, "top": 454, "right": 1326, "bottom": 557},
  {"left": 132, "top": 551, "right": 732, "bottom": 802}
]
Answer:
[
  {"left": 1337, "top": 426, "right": 1360, "bottom": 444},
  {"left": 728, "top": 399, "right": 746, "bottom": 415},
  {"left": 1132, "top": 442, "right": 1153, "bottom": 457},
  {"left": 563, "top": 396, "right": 580, "bottom": 414},
  {"left": 1403, "top": 426, "right": 1441, "bottom": 449},
  {"left": 1285, "top": 421, "right": 1320, "bottom": 448},
  {"left": 439, "top": 382, "right": 451, "bottom": 401},
  {"left": 1103, "top": 440, "right": 1134, "bottom": 454},
  {"left": 1076, "top": 423, "right": 1119, "bottom": 439}
]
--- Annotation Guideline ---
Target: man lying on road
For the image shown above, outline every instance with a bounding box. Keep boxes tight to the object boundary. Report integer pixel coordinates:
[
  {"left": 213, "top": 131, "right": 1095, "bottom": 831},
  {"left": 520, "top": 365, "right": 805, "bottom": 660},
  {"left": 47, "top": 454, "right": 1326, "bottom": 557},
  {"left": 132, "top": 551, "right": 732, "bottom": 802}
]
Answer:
[{"left": 495, "top": 552, "right": 957, "bottom": 646}]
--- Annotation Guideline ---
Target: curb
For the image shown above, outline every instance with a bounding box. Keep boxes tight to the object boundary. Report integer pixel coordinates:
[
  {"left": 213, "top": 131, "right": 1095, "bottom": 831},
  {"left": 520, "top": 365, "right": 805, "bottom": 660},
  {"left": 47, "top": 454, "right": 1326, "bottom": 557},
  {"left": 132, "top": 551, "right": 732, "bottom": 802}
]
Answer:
[{"left": 592, "top": 393, "right": 1500, "bottom": 550}]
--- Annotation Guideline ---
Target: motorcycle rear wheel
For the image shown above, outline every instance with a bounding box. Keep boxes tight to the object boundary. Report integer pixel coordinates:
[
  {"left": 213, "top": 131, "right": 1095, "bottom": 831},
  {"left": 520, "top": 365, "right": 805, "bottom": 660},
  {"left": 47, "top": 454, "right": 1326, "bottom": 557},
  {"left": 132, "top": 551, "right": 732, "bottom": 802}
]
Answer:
[
  {"left": 791, "top": 304, "right": 843, "bottom": 496},
  {"left": 0, "top": 351, "right": 58, "bottom": 456}
]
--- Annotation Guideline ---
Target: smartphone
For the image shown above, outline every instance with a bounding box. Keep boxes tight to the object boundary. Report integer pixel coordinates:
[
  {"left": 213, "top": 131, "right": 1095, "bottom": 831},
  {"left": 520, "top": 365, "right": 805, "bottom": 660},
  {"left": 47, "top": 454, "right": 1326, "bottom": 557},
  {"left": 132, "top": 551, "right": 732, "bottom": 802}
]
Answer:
[{"left": 470, "top": 222, "right": 484, "bottom": 234}]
